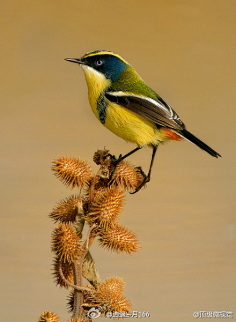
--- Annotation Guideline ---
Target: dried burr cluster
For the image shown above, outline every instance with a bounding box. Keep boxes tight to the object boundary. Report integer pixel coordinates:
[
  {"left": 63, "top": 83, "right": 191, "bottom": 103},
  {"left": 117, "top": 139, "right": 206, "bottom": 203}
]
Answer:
[{"left": 38, "top": 149, "right": 144, "bottom": 321}]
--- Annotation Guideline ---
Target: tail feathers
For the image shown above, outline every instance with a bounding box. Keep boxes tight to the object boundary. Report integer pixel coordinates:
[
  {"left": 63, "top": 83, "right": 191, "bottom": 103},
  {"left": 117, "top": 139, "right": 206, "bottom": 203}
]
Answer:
[{"left": 179, "top": 129, "right": 221, "bottom": 158}]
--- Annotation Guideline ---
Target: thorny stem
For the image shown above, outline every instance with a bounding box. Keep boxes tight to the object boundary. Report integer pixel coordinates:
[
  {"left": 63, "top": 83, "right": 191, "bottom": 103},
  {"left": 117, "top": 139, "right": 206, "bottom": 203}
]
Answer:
[
  {"left": 73, "top": 225, "right": 94, "bottom": 319},
  {"left": 73, "top": 259, "right": 83, "bottom": 319},
  {"left": 59, "top": 260, "right": 90, "bottom": 319},
  {"left": 85, "top": 224, "right": 96, "bottom": 251},
  {"left": 50, "top": 150, "right": 137, "bottom": 320},
  {"left": 58, "top": 262, "right": 91, "bottom": 292},
  {"left": 67, "top": 223, "right": 97, "bottom": 319},
  {"left": 73, "top": 224, "right": 97, "bottom": 318},
  {"left": 87, "top": 177, "right": 97, "bottom": 213},
  {"left": 68, "top": 197, "right": 97, "bottom": 319}
]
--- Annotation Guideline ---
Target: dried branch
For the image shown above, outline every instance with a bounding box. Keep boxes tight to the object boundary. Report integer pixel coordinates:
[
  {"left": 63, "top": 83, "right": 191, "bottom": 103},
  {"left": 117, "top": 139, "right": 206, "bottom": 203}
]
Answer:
[{"left": 58, "top": 261, "right": 91, "bottom": 292}]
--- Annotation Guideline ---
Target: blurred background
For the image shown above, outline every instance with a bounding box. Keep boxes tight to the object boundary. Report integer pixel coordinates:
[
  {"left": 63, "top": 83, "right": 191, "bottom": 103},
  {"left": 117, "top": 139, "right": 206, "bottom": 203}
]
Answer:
[{"left": 1, "top": 0, "right": 235, "bottom": 321}]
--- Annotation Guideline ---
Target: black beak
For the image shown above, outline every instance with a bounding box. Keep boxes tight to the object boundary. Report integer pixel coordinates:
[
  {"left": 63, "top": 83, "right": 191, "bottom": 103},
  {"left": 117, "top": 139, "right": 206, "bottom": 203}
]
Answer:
[{"left": 64, "top": 58, "right": 84, "bottom": 64}]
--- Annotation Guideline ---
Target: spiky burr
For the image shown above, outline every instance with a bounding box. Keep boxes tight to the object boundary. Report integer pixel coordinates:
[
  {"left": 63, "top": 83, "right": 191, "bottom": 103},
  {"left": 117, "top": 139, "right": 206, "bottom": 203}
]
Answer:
[
  {"left": 98, "top": 223, "right": 141, "bottom": 254},
  {"left": 38, "top": 311, "right": 60, "bottom": 322},
  {"left": 52, "top": 256, "right": 74, "bottom": 288},
  {"left": 85, "top": 187, "right": 124, "bottom": 229},
  {"left": 50, "top": 195, "right": 82, "bottom": 224},
  {"left": 52, "top": 156, "right": 92, "bottom": 189},
  {"left": 51, "top": 224, "right": 82, "bottom": 262}
]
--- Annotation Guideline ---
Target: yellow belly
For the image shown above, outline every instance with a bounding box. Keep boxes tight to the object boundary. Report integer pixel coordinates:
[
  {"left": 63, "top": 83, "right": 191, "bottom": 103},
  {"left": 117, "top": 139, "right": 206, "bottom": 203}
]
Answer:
[
  {"left": 81, "top": 64, "right": 167, "bottom": 147},
  {"left": 104, "top": 101, "right": 165, "bottom": 147}
]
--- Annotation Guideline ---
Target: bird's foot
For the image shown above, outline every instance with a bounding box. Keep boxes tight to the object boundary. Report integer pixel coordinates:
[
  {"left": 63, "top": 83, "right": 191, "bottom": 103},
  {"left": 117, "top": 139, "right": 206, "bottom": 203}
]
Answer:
[
  {"left": 130, "top": 167, "right": 150, "bottom": 194},
  {"left": 108, "top": 153, "right": 123, "bottom": 180}
]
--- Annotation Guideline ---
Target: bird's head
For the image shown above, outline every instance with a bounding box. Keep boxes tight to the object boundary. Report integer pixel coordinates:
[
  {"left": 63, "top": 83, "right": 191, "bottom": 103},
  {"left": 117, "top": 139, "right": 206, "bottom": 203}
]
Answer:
[{"left": 65, "top": 50, "right": 130, "bottom": 84}]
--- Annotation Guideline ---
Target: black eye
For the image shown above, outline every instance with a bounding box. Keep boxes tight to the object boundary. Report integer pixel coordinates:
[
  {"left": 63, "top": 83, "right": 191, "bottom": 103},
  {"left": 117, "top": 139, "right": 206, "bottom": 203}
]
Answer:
[{"left": 95, "top": 60, "right": 104, "bottom": 67}]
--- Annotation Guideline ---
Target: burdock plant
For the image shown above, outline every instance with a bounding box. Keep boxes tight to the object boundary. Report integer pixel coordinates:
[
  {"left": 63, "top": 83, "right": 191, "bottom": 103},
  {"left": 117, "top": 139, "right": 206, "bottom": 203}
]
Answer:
[{"left": 38, "top": 149, "right": 143, "bottom": 321}]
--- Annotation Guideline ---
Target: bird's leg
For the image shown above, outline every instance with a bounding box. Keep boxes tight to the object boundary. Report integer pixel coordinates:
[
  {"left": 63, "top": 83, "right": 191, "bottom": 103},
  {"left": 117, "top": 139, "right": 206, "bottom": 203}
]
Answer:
[
  {"left": 130, "top": 145, "right": 158, "bottom": 194},
  {"left": 109, "top": 146, "right": 142, "bottom": 179}
]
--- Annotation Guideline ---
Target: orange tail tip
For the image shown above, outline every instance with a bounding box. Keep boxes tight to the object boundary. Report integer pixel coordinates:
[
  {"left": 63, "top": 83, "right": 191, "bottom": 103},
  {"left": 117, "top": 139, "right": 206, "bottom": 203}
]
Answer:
[{"left": 163, "top": 128, "right": 183, "bottom": 141}]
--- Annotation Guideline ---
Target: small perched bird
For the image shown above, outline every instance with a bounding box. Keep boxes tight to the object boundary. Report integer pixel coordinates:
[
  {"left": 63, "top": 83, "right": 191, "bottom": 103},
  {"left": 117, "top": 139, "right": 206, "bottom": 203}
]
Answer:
[{"left": 65, "top": 50, "right": 221, "bottom": 193}]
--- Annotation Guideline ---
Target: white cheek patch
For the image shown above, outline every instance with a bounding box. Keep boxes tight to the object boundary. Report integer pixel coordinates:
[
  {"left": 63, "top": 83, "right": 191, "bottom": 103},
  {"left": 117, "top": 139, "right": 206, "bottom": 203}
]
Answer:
[
  {"left": 81, "top": 65, "right": 111, "bottom": 96},
  {"left": 81, "top": 65, "right": 106, "bottom": 82}
]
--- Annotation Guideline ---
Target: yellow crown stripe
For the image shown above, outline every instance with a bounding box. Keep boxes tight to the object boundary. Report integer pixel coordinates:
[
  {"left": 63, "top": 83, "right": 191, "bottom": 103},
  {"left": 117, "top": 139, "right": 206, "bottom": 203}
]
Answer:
[{"left": 82, "top": 51, "right": 129, "bottom": 65}]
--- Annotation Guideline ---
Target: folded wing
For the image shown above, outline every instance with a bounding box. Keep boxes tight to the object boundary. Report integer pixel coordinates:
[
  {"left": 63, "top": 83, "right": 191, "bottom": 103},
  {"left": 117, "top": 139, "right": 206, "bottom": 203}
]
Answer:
[{"left": 105, "top": 92, "right": 185, "bottom": 130}]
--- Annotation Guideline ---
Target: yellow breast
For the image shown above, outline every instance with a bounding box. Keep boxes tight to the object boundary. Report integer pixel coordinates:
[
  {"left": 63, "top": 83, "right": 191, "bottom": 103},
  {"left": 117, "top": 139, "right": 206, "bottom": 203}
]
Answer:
[
  {"left": 104, "top": 101, "right": 166, "bottom": 146},
  {"left": 81, "top": 65, "right": 111, "bottom": 119},
  {"left": 81, "top": 65, "right": 166, "bottom": 147}
]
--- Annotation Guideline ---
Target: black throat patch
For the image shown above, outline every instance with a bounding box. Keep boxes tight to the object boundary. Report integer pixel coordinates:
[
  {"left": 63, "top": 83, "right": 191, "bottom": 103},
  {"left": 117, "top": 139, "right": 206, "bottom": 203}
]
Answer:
[{"left": 97, "top": 92, "right": 108, "bottom": 124}]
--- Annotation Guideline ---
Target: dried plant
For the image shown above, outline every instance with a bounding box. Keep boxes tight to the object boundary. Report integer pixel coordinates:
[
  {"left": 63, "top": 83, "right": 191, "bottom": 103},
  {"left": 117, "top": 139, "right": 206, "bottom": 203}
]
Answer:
[
  {"left": 94, "top": 277, "right": 131, "bottom": 313},
  {"left": 51, "top": 224, "right": 82, "bottom": 262},
  {"left": 41, "top": 149, "right": 144, "bottom": 321},
  {"left": 110, "top": 160, "right": 144, "bottom": 192},
  {"left": 81, "top": 277, "right": 131, "bottom": 314},
  {"left": 52, "top": 256, "right": 74, "bottom": 288},
  {"left": 98, "top": 223, "right": 141, "bottom": 254},
  {"left": 52, "top": 156, "right": 92, "bottom": 189},
  {"left": 68, "top": 284, "right": 95, "bottom": 314},
  {"left": 93, "top": 148, "right": 110, "bottom": 166},
  {"left": 38, "top": 311, "right": 60, "bottom": 322},
  {"left": 67, "top": 290, "right": 76, "bottom": 314},
  {"left": 50, "top": 196, "right": 82, "bottom": 224},
  {"left": 85, "top": 187, "right": 124, "bottom": 229},
  {"left": 99, "top": 276, "right": 125, "bottom": 293}
]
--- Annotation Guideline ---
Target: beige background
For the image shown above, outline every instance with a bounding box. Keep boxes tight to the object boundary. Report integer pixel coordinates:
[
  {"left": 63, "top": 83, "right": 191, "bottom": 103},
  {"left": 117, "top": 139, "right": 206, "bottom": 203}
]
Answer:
[{"left": 1, "top": 1, "right": 236, "bottom": 321}]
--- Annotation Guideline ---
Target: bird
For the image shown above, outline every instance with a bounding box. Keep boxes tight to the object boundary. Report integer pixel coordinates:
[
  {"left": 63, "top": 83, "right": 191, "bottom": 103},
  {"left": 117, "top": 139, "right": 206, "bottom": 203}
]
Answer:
[{"left": 65, "top": 50, "right": 221, "bottom": 193}]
